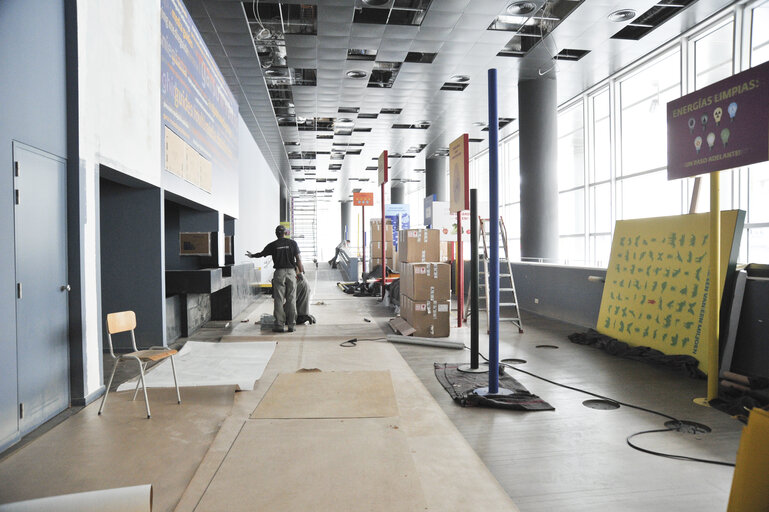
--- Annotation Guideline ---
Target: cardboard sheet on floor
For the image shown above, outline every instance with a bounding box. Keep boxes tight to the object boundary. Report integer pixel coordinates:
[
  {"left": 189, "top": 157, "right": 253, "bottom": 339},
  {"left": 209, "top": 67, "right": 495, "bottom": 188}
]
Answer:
[
  {"left": 116, "top": 341, "right": 275, "bottom": 392},
  {"left": 251, "top": 370, "right": 398, "bottom": 418},
  {"left": 0, "top": 484, "right": 152, "bottom": 512},
  {"left": 194, "top": 418, "right": 427, "bottom": 512}
]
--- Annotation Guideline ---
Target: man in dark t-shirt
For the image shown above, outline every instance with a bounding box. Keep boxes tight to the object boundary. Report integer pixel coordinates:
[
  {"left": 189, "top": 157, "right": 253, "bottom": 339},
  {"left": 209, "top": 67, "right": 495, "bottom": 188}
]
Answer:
[{"left": 247, "top": 225, "right": 304, "bottom": 332}]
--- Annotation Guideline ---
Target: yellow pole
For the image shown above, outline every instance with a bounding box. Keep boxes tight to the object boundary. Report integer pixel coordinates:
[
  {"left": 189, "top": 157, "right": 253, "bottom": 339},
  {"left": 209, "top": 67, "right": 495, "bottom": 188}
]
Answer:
[{"left": 707, "top": 171, "right": 720, "bottom": 402}]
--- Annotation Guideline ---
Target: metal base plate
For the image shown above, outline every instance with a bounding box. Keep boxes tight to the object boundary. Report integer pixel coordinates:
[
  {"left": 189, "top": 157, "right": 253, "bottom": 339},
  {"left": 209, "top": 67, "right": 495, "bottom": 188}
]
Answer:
[
  {"left": 473, "top": 386, "right": 515, "bottom": 397},
  {"left": 457, "top": 363, "right": 489, "bottom": 374},
  {"left": 692, "top": 397, "right": 712, "bottom": 407}
]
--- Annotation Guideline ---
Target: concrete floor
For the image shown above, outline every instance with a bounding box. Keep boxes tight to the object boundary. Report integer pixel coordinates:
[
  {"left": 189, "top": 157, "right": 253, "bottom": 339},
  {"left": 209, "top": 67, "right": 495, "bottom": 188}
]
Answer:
[{"left": 0, "top": 266, "right": 744, "bottom": 511}]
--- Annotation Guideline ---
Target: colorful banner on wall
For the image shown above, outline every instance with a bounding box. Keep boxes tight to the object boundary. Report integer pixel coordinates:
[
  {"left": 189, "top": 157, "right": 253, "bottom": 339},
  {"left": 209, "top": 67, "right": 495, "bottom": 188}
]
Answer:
[
  {"left": 353, "top": 192, "right": 374, "bottom": 206},
  {"left": 161, "top": 0, "right": 238, "bottom": 190},
  {"left": 378, "top": 151, "right": 388, "bottom": 186},
  {"left": 597, "top": 211, "right": 744, "bottom": 373},
  {"left": 449, "top": 134, "right": 469, "bottom": 213},
  {"left": 667, "top": 61, "right": 769, "bottom": 180},
  {"left": 384, "top": 204, "right": 410, "bottom": 251}
]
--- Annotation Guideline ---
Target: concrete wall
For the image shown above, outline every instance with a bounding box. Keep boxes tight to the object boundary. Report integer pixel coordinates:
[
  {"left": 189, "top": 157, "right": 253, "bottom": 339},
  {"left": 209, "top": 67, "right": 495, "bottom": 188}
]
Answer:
[
  {"left": 0, "top": 0, "right": 68, "bottom": 451},
  {"left": 511, "top": 263, "right": 606, "bottom": 329},
  {"left": 235, "top": 116, "right": 280, "bottom": 279}
]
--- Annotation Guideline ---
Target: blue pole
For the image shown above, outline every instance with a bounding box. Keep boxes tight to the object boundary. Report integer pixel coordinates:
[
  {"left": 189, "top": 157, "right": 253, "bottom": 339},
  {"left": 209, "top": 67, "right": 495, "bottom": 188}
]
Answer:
[{"left": 488, "top": 68, "right": 500, "bottom": 394}]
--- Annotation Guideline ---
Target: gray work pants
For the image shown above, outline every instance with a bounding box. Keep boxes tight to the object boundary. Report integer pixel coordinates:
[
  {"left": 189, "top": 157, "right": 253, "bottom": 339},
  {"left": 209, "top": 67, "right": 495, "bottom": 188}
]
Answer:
[
  {"left": 296, "top": 277, "right": 310, "bottom": 316},
  {"left": 272, "top": 268, "right": 296, "bottom": 327}
]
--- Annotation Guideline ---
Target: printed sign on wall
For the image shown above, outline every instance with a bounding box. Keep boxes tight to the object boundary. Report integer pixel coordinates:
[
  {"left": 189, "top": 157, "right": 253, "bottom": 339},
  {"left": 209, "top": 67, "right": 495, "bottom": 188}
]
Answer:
[
  {"left": 161, "top": 0, "right": 238, "bottom": 191},
  {"left": 667, "top": 61, "right": 769, "bottom": 180},
  {"left": 353, "top": 192, "right": 374, "bottom": 206},
  {"left": 385, "top": 204, "right": 410, "bottom": 251},
  {"left": 449, "top": 134, "right": 469, "bottom": 213},
  {"left": 378, "top": 151, "right": 388, "bottom": 186},
  {"left": 597, "top": 211, "right": 744, "bottom": 373}
]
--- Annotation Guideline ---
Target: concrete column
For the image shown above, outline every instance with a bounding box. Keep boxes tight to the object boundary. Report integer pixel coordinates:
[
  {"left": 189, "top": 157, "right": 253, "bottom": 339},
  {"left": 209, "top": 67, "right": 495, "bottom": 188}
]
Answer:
[
  {"left": 518, "top": 76, "right": 559, "bottom": 261},
  {"left": 390, "top": 184, "right": 405, "bottom": 204},
  {"left": 425, "top": 158, "right": 447, "bottom": 201},
  {"left": 340, "top": 200, "right": 351, "bottom": 241},
  {"left": 279, "top": 186, "right": 288, "bottom": 222}
]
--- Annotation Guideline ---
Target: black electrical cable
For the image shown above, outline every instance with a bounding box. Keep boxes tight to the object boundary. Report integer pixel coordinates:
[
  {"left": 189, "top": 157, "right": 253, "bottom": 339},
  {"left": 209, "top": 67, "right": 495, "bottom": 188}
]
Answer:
[
  {"left": 471, "top": 347, "right": 736, "bottom": 467},
  {"left": 339, "top": 337, "right": 386, "bottom": 347}
]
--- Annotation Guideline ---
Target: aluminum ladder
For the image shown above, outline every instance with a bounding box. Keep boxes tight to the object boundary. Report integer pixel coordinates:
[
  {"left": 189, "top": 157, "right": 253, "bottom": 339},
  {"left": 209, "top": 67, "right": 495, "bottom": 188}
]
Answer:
[{"left": 463, "top": 216, "right": 524, "bottom": 333}]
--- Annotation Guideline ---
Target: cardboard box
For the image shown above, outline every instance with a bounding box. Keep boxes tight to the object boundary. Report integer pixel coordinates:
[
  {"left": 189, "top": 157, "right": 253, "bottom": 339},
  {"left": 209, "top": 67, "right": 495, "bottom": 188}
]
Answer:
[
  {"left": 400, "top": 295, "right": 450, "bottom": 338},
  {"left": 370, "top": 219, "right": 393, "bottom": 242},
  {"left": 371, "top": 241, "right": 394, "bottom": 258},
  {"left": 399, "top": 262, "right": 450, "bottom": 301},
  {"left": 440, "top": 241, "right": 450, "bottom": 262},
  {"left": 398, "top": 229, "right": 440, "bottom": 263}
]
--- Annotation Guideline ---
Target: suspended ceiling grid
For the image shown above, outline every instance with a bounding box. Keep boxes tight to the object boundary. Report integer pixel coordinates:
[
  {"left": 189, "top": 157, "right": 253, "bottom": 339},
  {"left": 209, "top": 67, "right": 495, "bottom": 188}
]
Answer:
[{"left": 185, "top": 0, "right": 739, "bottom": 201}]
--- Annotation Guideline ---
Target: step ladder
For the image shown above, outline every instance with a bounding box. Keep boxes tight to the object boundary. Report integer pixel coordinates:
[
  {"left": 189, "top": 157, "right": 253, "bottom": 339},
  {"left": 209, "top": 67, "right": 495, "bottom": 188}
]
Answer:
[{"left": 463, "top": 216, "right": 523, "bottom": 334}]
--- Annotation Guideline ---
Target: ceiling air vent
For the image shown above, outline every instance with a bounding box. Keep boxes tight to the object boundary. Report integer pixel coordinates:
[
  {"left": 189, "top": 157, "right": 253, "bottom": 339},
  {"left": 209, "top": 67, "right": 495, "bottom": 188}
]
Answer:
[
  {"left": 354, "top": 0, "right": 434, "bottom": 26},
  {"left": 441, "top": 82, "right": 469, "bottom": 91},
  {"left": 368, "top": 62, "right": 401, "bottom": 88},
  {"left": 380, "top": 108, "right": 402, "bottom": 115},
  {"left": 244, "top": 3, "right": 318, "bottom": 37},
  {"left": 358, "top": 112, "right": 379, "bottom": 119},
  {"left": 611, "top": 0, "right": 696, "bottom": 41},
  {"left": 493, "top": 0, "right": 583, "bottom": 58},
  {"left": 482, "top": 117, "right": 515, "bottom": 131},
  {"left": 392, "top": 122, "right": 430, "bottom": 129},
  {"left": 338, "top": 106, "right": 360, "bottom": 113},
  {"left": 405, "top": 52, "right": 437, "bottom": 63},
  {"left": 347, "top": 49, "right": 378, "bottom": 61},
  {"left": 354, "top": 127, "right": 373, "bottom": 132},
  {"left": 317, "top": 134, "right": 333, "bottom": 139},
  {"left": 553, "top": 48, "right": 590, "bottom": 61}
]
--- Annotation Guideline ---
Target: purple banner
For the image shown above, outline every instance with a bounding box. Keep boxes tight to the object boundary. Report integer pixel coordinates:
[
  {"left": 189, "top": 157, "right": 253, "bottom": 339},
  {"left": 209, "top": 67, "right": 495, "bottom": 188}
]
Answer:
[
  {"left": 161, "top": 0, "right": 237, "bottom": 175},
  {"left": 667, "top": 61, "right": 769, "bottom": 180}
]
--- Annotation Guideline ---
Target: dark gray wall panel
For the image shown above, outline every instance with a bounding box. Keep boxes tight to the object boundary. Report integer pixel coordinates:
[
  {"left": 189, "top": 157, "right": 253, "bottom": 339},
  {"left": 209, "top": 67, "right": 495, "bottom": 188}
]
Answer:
[
  {"left": 0, "top": 0, "right": 67, "bottom": 451},
  {"left": 511, "top": 263, "right": 606, "bottom": 329},
  {"left": 99, "top": 180, "right": 165, "bottom": 349}
]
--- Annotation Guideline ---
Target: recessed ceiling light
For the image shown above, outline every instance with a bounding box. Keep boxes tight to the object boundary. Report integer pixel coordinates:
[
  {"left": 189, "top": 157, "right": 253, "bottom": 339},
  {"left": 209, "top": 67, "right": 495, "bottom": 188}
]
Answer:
[
  {"left": 346, "top": 70, "right": 368, "bottom": 79},
  {"left": 416, "top": 120, "right": 430, "bottom": 127},
  {"left": 473, "top": 121, "right": 486, "bottom": 127},
  {"left": 450, "top": 74, "right": 470, "bottom": 83},
  {"left": 608, "top": 9, "right": 636, "bottom": 22},
  {"left": 506, "top": 1, "right": 537, "bottom": 16}
]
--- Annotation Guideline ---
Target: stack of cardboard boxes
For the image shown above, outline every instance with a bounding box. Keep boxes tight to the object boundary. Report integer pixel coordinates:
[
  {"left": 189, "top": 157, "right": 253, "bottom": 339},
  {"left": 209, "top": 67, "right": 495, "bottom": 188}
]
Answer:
[
  {"left": 370, "top": 219, "right": 394, "bottom": 269},
  {"left": 398, "top": 229, "right": 451, "bottom": 337}
]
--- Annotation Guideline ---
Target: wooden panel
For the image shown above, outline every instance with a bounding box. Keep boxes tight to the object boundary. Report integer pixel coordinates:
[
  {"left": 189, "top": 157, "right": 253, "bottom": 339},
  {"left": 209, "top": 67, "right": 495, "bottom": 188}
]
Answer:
[{"left": 106, "top": 310, "right": 136, "bottom": 335}]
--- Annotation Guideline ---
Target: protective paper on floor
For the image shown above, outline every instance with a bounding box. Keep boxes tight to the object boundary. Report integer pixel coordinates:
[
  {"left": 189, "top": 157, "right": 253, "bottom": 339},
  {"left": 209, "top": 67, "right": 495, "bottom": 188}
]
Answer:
[
  {"left": 251, "top": 370, "right": 399, "bottom": 418},
  {"left": 194, "top": 418, "right": 427, "bottom": 512},
  {"left": 116, "top": 341, "right": 275, "bottom": 391},
  {"left": 434, "top": 363, "right": 554, "bottom": 411}
]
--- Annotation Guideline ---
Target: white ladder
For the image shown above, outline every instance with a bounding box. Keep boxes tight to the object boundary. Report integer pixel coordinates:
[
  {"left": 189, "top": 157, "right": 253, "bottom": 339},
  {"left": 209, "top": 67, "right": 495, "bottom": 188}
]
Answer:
[{"left": 463, "top": 216, "right": 523, "bottom": 334}]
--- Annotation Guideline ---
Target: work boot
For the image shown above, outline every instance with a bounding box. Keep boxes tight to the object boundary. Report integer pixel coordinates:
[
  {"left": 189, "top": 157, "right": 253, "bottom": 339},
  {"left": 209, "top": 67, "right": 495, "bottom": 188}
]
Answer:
[
  {"left": 272, "top": 325, "right": 285, "bottom": 333},
  {"left": 287, "top": 325, "right": 295, "bottom": 332}
]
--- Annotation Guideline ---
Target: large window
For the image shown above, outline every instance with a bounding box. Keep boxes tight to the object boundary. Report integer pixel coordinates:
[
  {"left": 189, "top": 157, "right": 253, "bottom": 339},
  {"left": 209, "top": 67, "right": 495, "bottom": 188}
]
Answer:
[{"left": 468, "top": 1, "right": 769, "bottom": 266}]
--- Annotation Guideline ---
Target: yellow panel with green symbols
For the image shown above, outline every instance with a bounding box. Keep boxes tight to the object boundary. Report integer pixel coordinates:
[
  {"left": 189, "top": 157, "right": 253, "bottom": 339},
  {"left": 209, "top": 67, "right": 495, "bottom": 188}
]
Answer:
[{"left": 597, "top": 210, "right": 743, "bottom": 373}]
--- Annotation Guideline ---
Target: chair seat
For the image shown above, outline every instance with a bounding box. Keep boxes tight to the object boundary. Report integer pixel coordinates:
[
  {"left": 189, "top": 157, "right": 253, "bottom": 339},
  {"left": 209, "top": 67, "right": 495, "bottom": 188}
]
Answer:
[{"left": 124, "top": 348, "right": 178, "bottom": 362}]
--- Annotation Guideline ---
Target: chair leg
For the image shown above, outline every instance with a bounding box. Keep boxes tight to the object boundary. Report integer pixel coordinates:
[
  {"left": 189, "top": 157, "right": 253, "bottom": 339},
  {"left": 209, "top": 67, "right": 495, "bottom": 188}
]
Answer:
[
  {"left": 131, "top": 367, "right": 143, "bottom": 401},
  {"left": 136, "top": 359, "right": 151, "bottom": 418},
  {"left": 170, "top": 355, "right": 181, "bottom": 404},
  {"left": 98, "top": 358, "right": 120, "bottom": 415}
]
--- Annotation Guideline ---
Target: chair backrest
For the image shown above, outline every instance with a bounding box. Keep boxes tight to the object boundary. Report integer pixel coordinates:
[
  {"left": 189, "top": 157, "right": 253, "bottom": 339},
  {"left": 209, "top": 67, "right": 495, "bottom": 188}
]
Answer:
[{"left": 105, "top": 311, "right": 138, "bottom": 357}]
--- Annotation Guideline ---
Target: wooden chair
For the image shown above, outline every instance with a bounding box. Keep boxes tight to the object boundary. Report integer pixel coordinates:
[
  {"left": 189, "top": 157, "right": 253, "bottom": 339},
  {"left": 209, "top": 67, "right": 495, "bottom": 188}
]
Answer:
[{"left": 98, "top": 310, "right": 181, "bottom": 418}]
